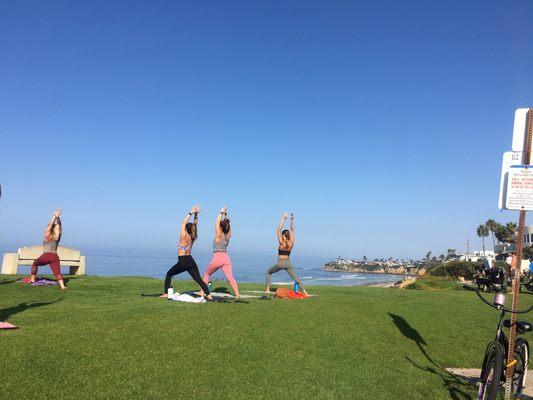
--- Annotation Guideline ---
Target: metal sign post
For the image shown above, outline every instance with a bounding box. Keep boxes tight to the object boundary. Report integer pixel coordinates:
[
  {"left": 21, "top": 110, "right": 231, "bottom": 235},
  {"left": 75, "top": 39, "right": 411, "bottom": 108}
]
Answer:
[{"left": 504, "top": 109, "right": 533, "bottom": 400}]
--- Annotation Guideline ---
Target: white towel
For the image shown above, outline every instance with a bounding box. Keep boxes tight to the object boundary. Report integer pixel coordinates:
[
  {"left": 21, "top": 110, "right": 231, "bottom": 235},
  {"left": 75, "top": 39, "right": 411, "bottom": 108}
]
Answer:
[{"left": 170, "top": 293, "right": 206, "bottom": 303}]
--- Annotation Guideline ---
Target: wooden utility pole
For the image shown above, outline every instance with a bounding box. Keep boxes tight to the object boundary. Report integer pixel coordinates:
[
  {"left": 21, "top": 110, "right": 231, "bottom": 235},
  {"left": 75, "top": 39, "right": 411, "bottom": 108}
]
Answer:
[{"left": 504, "top": 108, "right": 533, "bottom": 399}]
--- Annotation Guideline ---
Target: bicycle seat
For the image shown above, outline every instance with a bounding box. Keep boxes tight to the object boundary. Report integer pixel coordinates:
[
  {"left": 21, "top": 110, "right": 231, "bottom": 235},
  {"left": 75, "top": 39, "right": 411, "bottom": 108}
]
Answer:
[{"left": 504, "top": 319, "right": 533, "bottom": 334}]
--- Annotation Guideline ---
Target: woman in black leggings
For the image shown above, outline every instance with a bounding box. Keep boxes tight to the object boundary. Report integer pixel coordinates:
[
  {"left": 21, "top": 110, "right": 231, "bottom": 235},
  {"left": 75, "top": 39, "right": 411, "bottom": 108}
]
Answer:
[{"left": 162, "top": 206, "right": 213, "bottom": 300}]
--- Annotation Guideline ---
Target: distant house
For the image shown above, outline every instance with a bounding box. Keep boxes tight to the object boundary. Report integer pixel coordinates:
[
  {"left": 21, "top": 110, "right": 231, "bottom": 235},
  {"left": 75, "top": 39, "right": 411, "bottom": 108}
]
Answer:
[
  {"left": 456, "top": 250, "right": 495, "bottom": 262},
  {"left": 494, "top": 225, "right": 533, "bottom": 255}
]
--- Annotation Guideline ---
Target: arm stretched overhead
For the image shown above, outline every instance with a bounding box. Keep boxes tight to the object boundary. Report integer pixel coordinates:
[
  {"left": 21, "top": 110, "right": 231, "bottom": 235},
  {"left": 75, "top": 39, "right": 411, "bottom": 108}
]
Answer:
[
  {"left": 45, "top": 209, "right": 61, "bottom": 240},
  {"left": 277, "top": 212, "right": 288, "bottom": 244},
  {"left": 180, "top": 206, "right": 199, "bottom": 238},
  {"left": 215, "top": 206, "right": 227, "bottom": 239}
]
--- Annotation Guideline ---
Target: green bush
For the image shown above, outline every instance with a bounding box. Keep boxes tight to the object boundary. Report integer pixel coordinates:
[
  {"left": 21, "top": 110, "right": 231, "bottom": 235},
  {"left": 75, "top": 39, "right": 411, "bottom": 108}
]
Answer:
[
  {"left": 427, "top": 261, "right": 482, "bottom": 280},
  {"left": 405, "top": 276, "right": 463, "bottom": 291}
]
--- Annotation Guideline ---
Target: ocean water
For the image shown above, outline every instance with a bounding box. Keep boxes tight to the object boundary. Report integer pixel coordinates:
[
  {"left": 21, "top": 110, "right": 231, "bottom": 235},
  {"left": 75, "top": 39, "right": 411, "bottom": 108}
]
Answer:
[{"left": 9, "top": 251, "right": 402, "bottom": 287}]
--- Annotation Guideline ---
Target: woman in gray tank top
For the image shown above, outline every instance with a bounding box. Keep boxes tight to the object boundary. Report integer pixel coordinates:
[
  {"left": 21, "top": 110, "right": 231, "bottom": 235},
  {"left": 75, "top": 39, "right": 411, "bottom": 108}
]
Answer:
[
  {"left": 200, "top": 206, "right": 240, "bottom": 298},
  {"left": 30, "top": 209, "right": 67, "bottom": 290},
  {"left": 265, "top": 212, "right": 308, "bottom": 297}
]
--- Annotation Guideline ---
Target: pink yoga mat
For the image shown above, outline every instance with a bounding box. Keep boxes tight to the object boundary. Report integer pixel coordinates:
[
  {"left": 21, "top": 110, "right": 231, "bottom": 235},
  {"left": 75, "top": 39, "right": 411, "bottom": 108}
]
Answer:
[{"left": 0, "top": 321, "right": 18, "bottom": 329}]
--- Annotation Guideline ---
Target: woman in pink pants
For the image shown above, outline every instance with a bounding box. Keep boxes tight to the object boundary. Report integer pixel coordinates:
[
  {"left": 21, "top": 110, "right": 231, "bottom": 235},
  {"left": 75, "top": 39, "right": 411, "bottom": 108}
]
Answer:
[
  {"left": 30, "top": 209, "right": 67, "bottom": 290},
  {"left": 201, "top": 207, "right": 240, "bottom": 298}
]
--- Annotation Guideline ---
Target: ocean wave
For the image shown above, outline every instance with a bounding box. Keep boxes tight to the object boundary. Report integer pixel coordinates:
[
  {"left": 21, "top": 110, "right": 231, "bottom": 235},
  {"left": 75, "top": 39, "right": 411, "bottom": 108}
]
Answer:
[{"left": 302, "top": 276, "right": 368, "bottom": 282}]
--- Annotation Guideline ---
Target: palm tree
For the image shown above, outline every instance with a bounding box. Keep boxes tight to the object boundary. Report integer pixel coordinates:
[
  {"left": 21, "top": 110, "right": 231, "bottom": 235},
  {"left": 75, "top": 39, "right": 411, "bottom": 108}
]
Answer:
[
  {"left": 506, "top": 222, "right": 518, "bottom": 243},
  {"left": 494, "top": 222, "right": 517, "bottom": 244},
  {"left": 477, "top": 224, "right": 489, "bottom": 256},
  {"left": 486, "top": 220, "right": 498, "bottom": 249},
  {"left": 446, "top": 249, "right": 456, "bottom": 260}
]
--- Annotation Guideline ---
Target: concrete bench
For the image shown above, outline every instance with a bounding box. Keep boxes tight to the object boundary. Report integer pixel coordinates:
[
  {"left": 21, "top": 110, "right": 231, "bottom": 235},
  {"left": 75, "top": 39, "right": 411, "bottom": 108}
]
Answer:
[{"left": 1, "top": 245, "right": 86, "bottom": 275}]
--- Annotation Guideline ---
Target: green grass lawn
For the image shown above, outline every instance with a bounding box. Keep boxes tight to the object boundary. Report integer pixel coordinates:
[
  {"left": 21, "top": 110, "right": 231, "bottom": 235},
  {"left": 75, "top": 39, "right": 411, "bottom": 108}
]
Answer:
[{"left": 2, "top": 275, "right": 532, "bottom": 400}]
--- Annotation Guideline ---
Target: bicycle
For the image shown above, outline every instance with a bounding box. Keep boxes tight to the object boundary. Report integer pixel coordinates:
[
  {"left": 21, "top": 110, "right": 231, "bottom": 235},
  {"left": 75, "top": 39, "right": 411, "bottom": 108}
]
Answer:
[{"left": 476, "top": 290, "right": 533, "bottom": 399}]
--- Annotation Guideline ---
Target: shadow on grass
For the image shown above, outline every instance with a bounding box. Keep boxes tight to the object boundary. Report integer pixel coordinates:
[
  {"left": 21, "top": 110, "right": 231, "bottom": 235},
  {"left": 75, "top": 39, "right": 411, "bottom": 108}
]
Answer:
[
  {"left": 388, "top": 313, "right": 474, "bottom": 400},
  {"left": 0, "top": 300, "right": 62, "bottom": 322},
  {"left": 213, "top": 286, "right": 230, "bottom": 294},
  {"left": 62, "top": 276, "right": 85, "bottom": 285},
  {"left": 0, "top": 279, "right": 19, "bottom": 285}
]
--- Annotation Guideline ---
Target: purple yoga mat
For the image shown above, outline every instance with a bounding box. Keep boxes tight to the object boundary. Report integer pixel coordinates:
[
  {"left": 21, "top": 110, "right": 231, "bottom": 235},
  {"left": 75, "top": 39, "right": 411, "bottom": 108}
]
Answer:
[
  {"left": 17, "top": 277, "right": 58, "bottom": 286},
  {"left": 31, "top": 279, "right": 58, "bottom": 286}
]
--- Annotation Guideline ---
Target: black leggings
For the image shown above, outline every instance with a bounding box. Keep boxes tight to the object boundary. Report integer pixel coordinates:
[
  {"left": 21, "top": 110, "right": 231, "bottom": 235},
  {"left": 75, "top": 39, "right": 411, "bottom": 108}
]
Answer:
[{"left": 164, "top": 255, "right": 210, "bottom": 295}]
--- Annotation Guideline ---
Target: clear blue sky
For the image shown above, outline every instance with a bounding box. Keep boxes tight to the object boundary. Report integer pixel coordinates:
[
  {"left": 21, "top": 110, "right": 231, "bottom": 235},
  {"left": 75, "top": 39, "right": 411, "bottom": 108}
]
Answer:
[{"left": 1, "top": 0, "right": 533, "bottom": 259}]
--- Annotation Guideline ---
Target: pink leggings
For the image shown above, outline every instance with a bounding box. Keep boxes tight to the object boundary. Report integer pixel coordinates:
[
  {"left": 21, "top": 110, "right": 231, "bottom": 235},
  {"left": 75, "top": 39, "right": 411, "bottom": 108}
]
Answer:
[
  {"left": 31, "top": 252, "right": 63, "bottom": 280},
  {"left": 203, "top": 252, "right": 239, "bottom": 295}
]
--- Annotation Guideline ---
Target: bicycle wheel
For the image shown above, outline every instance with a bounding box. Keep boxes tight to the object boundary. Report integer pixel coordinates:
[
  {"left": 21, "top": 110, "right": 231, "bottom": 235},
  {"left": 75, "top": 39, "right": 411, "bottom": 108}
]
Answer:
[
  {"left": 512, "top": 338, "right": 529, "bottom": 398},
  {"left": 478, "top": 341, "right": 504, "bottom": 400}
]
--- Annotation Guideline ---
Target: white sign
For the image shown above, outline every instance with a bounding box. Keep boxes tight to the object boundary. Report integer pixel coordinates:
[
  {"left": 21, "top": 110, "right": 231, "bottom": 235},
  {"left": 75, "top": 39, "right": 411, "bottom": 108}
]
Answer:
[
  {"left": 512, "top": 108, "right": 532, "bottom": 152},
  {"left": 505, "top": 166, "right": 533, "bottom": 210},
  {"left": 499, "top": 151, "right": 523, "bottom": 209}
]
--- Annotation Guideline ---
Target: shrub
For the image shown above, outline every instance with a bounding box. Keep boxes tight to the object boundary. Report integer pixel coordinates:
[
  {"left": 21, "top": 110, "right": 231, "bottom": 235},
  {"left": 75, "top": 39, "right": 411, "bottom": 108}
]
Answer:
[
  {"left": 405, "top": 276, "right": 463, "bottom": 291},
  {"left": 426, "top": 261, "right": 482, "bottom": 280}
]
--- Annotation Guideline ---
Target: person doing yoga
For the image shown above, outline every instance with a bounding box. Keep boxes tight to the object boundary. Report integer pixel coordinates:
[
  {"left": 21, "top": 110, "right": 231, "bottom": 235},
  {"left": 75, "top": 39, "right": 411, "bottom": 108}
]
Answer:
[
  {"left": 30, "top": 209, "right": 67, "bottom": 290},
  {"left": 199, "top": 206, "right": 240, "bottom": 298},
  {"left": 162, "top": 206, "right": 213, "bottom": 300},
  {"left": 265, "top": 212, "right": 308, "bottom": 297}
]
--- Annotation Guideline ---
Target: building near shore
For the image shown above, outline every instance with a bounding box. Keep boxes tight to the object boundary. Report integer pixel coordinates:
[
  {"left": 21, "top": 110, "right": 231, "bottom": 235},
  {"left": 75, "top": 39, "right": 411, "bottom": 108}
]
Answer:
[{"left": 456, "top": 251, "right": 495, "bottom": 262}]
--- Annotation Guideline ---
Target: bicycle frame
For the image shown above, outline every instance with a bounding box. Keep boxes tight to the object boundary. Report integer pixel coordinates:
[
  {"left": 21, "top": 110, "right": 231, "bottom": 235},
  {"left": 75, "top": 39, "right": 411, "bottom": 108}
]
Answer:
[
  {"left": 477, "top": 290, "right": 532, "bottom": 400},
  {"left": 492, "top": 307, "right": 510, "bottom": 374}
]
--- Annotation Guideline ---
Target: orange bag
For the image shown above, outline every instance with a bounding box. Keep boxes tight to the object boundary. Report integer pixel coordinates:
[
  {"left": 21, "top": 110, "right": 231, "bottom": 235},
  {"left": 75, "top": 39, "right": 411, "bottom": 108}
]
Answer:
[
  {"left": 275, "top": 287, "right": 291, "bottom": 298},
  {"left": 274, "top": 287, "right": 306, "bottom": 299}
]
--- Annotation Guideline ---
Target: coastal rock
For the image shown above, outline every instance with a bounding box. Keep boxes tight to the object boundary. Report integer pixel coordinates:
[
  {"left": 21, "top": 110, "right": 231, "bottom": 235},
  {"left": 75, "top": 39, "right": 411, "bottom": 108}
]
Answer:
[{"left": 324, "top": 260, "right": 425, "bottom": 276}]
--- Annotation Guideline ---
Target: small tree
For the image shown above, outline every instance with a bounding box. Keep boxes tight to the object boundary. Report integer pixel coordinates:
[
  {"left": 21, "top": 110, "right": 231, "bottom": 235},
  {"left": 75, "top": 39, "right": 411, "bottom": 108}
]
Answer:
[
  {"left": 446, "top": 249, "right": 456, "bottom": 260},
  {"left": 477, "top": 224, "right": 489, "bottom": 256},
  {"left": 486, "top": 219, "right": 497, "bottom": 249},
  {"left": 523, "top": 245, "right": 533, "bottom": 260}
]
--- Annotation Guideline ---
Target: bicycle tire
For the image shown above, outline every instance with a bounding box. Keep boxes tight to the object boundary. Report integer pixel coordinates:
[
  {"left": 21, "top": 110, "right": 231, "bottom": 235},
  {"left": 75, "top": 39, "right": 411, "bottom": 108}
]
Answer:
[
  {"left": 478, "top": 341, "right": 504, "bottom": 400},
  {"left": 512, "top": 338, "right": 529, "bottom": 398}
]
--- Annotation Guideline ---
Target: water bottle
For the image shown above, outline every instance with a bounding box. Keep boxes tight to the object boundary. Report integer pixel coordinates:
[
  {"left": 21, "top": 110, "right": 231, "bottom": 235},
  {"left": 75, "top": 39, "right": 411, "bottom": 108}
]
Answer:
[
  {"left": 208, "top": 281, "right": 213, "bottom": 293},
  {"left": 167, "top": 286, "right": 174, "bottom": 300},
  {"left": 294, "top": 282, "right": 299, "bottom": 293}
]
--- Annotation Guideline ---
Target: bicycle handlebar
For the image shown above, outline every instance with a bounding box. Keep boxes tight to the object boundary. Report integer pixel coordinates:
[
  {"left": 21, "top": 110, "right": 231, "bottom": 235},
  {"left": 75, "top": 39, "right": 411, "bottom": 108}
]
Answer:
[{"left": 475, "top": 290, "right": 533, "bottom": 314}]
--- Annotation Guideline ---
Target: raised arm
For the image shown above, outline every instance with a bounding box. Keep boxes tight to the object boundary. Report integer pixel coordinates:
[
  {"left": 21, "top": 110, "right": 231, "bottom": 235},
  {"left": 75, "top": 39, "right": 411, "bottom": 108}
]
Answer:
[
  {"left": 56, "top": 215, "right": 62, "bottom": 241},
  {"left": 215, "top": 206, "right": 227, "bottom": 239},
  {"left": 45, "top": 209, "right": 61, "bottom": 238},
  {"left": 277, "top": 212, "right": 288, "bottom": 243},
  {"left": 180, "top": 206, "right": 198, "bottom": 237},
  {"left": 290, "top": 213, "right": 295, "bottom": 242}
]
